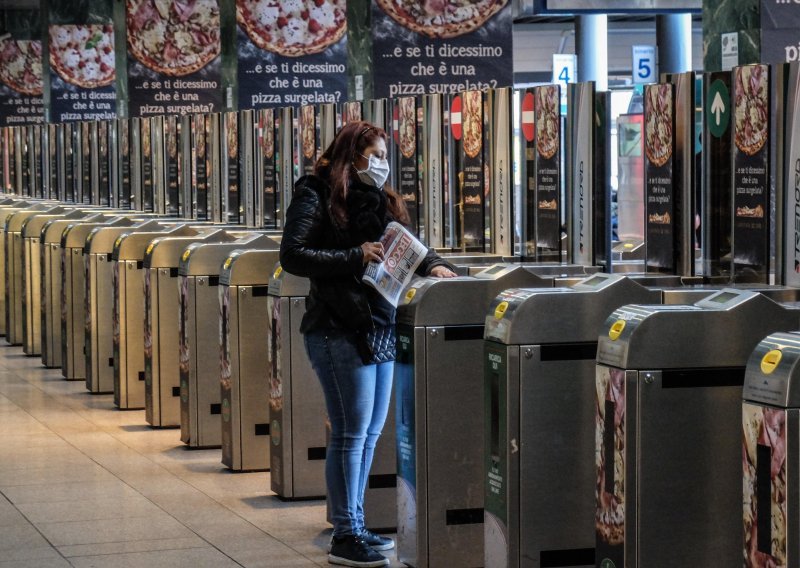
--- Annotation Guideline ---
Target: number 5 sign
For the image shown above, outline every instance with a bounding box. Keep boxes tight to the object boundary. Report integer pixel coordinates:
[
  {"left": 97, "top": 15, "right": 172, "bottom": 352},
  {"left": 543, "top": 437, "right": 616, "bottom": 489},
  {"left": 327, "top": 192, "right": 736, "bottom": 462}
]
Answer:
[{"left": 632, "top": 45, "right": 657, "bottom": 84}]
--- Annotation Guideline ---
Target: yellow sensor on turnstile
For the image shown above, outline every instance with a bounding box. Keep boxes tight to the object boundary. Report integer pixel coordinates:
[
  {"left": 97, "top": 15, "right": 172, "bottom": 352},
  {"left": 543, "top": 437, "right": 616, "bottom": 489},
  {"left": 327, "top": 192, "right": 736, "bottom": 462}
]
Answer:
[
  {"left": 273, "top": 265, "right": 282, "bottom": 280},
  {"left": 608, "top": 320, "right": 626, "bottom": 341},
  {"left": 182, "top": 249, "right": 191, "bottom": 262},
  {"left": 761, "top": 349, "right": 782, "bottom": 375},
  {"left": 146, "top": 242, "right": 155, "bottom": 255},
  {"left": 404, "top": 288, "right": 417, "bottom": 304},
  {"left": 223, "top": 257, "right": 233, "bottom": 270},
  {"left": 494, "top": 301, "right": 509, "bottom": 320},
  {"left": 623, "top": 243, "right": 633, "bottom": 248},
  {"left": 114, "top": 236, "right": 123, "bottom": 248}
]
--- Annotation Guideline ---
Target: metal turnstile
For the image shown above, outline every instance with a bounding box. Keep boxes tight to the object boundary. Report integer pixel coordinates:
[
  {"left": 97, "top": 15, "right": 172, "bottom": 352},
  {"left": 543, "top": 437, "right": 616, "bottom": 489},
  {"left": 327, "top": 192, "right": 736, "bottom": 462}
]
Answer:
[
  {"left": 742, "top": 332, "right": 800, "bottom": 567},
  {"left": 6, "top": 204, "right": 62, "bottom": 345},
  {"left": 113, "top": 224, "right": 200, "bottom": 410},
  {"left": 61, "top": 216, "right": 141, "bottom": 381},
  {"left": 144, "top": 229, "right": 238, "bottom": 427},
  {"left": 266, "top": 266, "right": 325, "bottom": 496},
  {"left": 0, "top": 199, "right": 37, "bottom": 337},
  {"left": 594, "top": 289, "right": 800, "bottom": 568},
  {"left": 41, "top": 212, "right": 106, "bottom": 368},
  {"left": 179, "top": 233, "right": 280, "bottom": 448},
  {"left": 84, "top": 218, "right": 162, "bottom": 393},
  {"left": 395, "top": 264, "right": 584, "bottom": 568},
  {"left": 219, "top": 248, "right": 280, "bottom": 471},
  {"left": 22, "top": 208, "right": 92, "bottom": 356},
  {"left": 482, "top": 274, "right": 662, "bottom": 568}
]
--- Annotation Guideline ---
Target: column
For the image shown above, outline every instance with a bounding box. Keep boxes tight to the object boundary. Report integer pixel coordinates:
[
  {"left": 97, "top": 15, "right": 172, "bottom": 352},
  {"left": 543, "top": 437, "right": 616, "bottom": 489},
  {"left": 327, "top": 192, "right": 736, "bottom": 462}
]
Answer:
[
  {"left": 656, "top": 13, "right": 693, "bottom": 75},
  {"left": 575, "top": 14, "right": 608, "bottom": 91}
]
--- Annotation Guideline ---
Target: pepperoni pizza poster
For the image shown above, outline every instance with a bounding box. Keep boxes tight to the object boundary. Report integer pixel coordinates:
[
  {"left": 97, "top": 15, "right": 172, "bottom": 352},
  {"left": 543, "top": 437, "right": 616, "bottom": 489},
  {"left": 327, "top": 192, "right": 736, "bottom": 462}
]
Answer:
[
  {"left": 236, "top": 0, "right": 348, "bottom": 110},
  {"left": 49, "top": 25, "right": 117, "bottom": 122},
  {"left": 732, "top": 64, "right": 770, "bottom": 276},
  {"left": 126, "top": 0, "right": 222, "bottom": 118},
  {"left": 0, "top": 36, "right": 44, "bottom": 126},
  {"left": 452, "top": 90, "right": 485, "bottom": 251},
  {"left": 394, "top": 96, "right": 420, "bottom": 235},
  {"left": 533, "top": 85, "right": 561, "bottom": 257},
  {"left": 371, "top": 0, "right": 513, "bottom": 99}
]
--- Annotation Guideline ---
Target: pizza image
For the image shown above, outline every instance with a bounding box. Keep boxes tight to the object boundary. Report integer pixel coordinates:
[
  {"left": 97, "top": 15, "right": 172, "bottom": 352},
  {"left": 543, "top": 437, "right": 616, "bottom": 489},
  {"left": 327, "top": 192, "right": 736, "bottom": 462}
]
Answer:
[
  {"left": 343, "top": 102, "right": 361, "bottom": 125},
  {"left": 462, "top": 90, "right": 482, "bottom": 159},
  {"left": 535, "top": 85, "right": 559, "bottom": 160},
  {"left": 167, "top": 119, "right": 177, "bottom": 159},
  {"left": 736, "top": 204, "right": 764, "bottom": 219},
  {"left": 644, "top": 83, "right": 673, "bottom": 168},
  {"left": 648, "top": 212, "right": 671, "bottom": 225},
  {"left": 49, "top": 25, "right": 115, "bottom": 89},
  {"left": 538, "top": 199, "right": 557, "bottom": 210},
  {"left": 735, "top": 65, "right": 768, "bottom": 157},
  {"left": 267, "top": 296, "right": 282, "bottom": 412},
  {"left": 300, "top": 105, "right": 315, "bottom": 160},
  {"left": 596, "top": 366, "right": 625, "bottom": 547},
  {"left": 141, "top": 118, "right": 151, "bottom": 158},
  {"left": 0, "top": 39, "right": 43, "bottom": 96},
  {"left": 743, "top": 404, "right": 787, "bottom": 567},
  {"left": 236, "top": 0, "right": 346, "bottom": 57},
  {"left": 398, "top": 96, "right": 416, "bottom": 159},
  {"left": 127, "top": 0, "right": 220, "bottom": 76},
  {"left": 260, "top": 109, "right": 274, "bottom": 159},
  {"left": 226, "top": 114, "right": 237, "bottom": 160},
  {"left": 377, "top": 0, "right": 507, "bottom": 38}
]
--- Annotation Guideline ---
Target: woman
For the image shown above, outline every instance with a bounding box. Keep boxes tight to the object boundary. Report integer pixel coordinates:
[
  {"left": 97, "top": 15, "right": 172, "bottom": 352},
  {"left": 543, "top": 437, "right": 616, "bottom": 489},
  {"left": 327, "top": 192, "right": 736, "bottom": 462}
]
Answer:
[{"left": 280, "top": 121, "right": 456, "bottom": 568}]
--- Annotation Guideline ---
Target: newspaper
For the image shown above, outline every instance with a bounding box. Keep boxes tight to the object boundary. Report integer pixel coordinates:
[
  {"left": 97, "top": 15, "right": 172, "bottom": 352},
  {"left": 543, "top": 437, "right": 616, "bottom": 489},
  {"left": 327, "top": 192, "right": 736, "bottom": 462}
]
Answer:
[{"left": 363, "top": 222, "right": 427, "bottom": 307}]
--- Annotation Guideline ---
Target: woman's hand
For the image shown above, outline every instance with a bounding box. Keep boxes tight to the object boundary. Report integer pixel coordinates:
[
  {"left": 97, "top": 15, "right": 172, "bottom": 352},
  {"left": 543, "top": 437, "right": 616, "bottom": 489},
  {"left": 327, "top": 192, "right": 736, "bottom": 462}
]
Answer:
[
  {"left": 361, "top": 241, "right": 385, "bottom": 264},
  {"left": 430, "top": 265, "right": 457, "bottom": 278}
]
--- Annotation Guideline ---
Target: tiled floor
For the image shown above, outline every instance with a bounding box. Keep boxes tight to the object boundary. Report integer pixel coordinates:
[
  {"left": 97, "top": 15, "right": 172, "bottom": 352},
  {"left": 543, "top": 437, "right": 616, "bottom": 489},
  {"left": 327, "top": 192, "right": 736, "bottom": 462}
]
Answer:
[{"left": 0, "top": 344, "right": 402, "bottom": 568}]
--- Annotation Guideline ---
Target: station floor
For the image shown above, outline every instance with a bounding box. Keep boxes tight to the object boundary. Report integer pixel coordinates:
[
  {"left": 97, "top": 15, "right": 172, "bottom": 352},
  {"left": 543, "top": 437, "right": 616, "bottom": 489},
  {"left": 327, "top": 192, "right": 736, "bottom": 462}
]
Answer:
[{"left": 0, "top": 343, "right": 403, "bottom": 568}]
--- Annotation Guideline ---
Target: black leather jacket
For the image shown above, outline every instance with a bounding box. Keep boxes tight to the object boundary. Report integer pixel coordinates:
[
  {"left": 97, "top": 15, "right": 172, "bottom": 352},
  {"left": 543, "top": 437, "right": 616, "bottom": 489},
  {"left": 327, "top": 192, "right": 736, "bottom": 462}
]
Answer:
[{"left": 280, "top": 175, "right": 453, "bottom": 335}]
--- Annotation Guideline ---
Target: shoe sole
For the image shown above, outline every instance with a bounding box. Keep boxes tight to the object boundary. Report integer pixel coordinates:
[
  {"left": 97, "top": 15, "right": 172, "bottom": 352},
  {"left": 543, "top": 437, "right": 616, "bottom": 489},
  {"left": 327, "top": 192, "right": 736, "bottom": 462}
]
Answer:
[
  {"left": 327, "top": 553, "right": 389, "bottom": 567},
  {"left": 327, "top": 541, "right": 394, "bottom": 553}
]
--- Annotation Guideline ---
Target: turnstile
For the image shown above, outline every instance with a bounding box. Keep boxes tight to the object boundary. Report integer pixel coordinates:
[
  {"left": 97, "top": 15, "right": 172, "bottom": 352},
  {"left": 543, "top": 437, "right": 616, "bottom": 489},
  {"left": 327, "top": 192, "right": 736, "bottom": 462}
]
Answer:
[
  {"left": 0, "top": 199, "right": 37, "bottom": 337},
  {"left": 113, "top": 224, "right": 199, "bottom": 410},
  {"left": 394, "top": 265, "right": 589, "bottom": 568},
  {"left": 179, "top": 233, "right": 280, "bottom": 448},
  {"left": 266, "top": 266, "right": 324, "bottom": 496},
  {"left": 482, "top": 274, "right": 662, "bottom": 568},
  {"left": 41, "top": 212, "right": 106, "bottom": 368},
  {"left": 22, "top": 208, "right": 92, "bottom": 356},
  {"left": 6, "top": 204, "right": 63, "bottom": 345},
  {"left": 84, "top": 218, "right": 162, "bottom": 393},
  {"left": 61, "top": 216, "right": 141, "bottom": 381},
  {"left": 144, "top": 229, "right": 238, "bottom": 428},
  {"left": 220, "top": 248, "right": 279, "bottom": 471},
  {"left": 594, "top": 289, "right": 800, "bottom": 568},
  {"left": 742, "top": 332, "right": 800, "bottom": 567}
]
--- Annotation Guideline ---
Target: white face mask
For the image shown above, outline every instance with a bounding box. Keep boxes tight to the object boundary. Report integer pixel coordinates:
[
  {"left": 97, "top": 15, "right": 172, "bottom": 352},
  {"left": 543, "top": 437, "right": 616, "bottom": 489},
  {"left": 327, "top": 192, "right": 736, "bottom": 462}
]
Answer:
[{"left": 356, "top": 153, "right": 390, "bottom": 188}]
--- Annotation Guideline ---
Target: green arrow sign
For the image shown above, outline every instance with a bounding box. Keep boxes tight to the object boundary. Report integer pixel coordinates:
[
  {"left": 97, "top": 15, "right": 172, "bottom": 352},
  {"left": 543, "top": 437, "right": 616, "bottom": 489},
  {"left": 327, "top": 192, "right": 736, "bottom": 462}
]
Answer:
[{"left": 707, "top": 79, "right": 730, "bottom": 138}]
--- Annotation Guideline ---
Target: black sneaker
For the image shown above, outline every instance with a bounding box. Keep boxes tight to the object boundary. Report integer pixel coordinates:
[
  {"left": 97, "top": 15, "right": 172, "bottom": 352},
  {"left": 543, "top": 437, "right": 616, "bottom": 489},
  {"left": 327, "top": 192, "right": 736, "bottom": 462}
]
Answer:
[
  {"left": 358, "top": 529, "right": 394, "bottom": 551},
  {"left": 328, "top": 535, "right": 389, "bottom": 567}
]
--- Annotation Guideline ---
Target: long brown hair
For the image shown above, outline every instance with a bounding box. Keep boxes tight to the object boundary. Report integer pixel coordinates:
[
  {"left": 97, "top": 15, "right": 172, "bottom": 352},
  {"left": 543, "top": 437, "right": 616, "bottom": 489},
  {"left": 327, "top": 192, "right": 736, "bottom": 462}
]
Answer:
[{"left": 314, "top": 121, "right": 409, "bottom": 227}]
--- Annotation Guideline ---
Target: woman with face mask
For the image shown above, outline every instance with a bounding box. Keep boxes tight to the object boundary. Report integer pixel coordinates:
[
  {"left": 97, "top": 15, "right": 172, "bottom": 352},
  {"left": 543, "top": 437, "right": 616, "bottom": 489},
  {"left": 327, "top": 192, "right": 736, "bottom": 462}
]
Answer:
[{"left": 280, "top": 121, "right": 456, "bottom": 567}]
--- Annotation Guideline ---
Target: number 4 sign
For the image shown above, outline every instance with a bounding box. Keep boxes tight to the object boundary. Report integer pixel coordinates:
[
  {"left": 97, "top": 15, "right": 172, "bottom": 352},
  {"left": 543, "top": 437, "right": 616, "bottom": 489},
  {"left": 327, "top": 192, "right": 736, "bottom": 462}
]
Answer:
[
  {"left": 632, "top": 45, "right": 657, "bottom": 84},
  {"left": 552, "top": 54, "right": 577, "bottom": 88}
]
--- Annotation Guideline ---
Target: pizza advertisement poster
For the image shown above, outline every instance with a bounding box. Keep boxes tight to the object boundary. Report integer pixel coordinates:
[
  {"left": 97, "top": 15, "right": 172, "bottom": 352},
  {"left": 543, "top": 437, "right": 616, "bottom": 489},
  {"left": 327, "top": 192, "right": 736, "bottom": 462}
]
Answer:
[
  {"left": 257, "top": 108, "right": 277, "bottom": 227},
  {"left": 595, "top": 365, "right": 625, "bottom": 568},
  {"left": 236, "top": 0, "right": 348, "bottom": 110},
  {"left": 222, "top": 111, "right": 240, "bottom": 224},
  {"left": 49, "top": 24, "right": 117, "bottom": 123},
  {"left": 742, "top": 403, "right": 787, "bottom": 568},
  {"left": 371, "top": 0, "right": 512, "bottom": 99},
  {"left": 342, "top": 101, "right": 362, "bottom": 126},
  {"left": 455, "top": 90, "right": 485, "bottom": 250},
  {"left": 534, "top": 85, "right": 561, "bottom": 254},
  {"left": 299, "top": 104, "right": 316, "bottom": 177},
  {"left": 394, "top": 96, "right": 420, "bottom": 235},
  {"left": 0, "top": 37, "right": 44, "bottom": 126},
  {"left": 126, "top": 0, "right": 222, "bottom": 118},
  {"left": 165, "top": 115, "right": 180, "bottom": 216},
  {"left": 732, "top": 64, "right": 770, "bottom": 271},
  {"left": 643, "top": 83, "right": 676, "bottom": 273}
]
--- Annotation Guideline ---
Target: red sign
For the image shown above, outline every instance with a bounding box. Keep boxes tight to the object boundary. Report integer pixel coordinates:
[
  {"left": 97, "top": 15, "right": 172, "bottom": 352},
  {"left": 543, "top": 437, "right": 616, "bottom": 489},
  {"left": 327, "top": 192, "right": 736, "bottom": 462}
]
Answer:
[
  {"left": 522, "top": 92, "right": 535, "bottom": 142},
  {"left": 392, "top": 105, "right": 399, "bottom": 143},
  {"left": 450, "top": 95, "right": 462, "bottom": 140}
]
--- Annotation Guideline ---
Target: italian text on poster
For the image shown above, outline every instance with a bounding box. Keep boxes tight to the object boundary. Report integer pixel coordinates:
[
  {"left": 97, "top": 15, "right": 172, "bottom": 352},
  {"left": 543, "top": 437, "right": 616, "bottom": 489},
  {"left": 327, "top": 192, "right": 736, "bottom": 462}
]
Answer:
[
  {"left": 126, "top": 0, "right": 222, "bottom": 117},
  {"left": 236, "top": 1, "right": 347, "bottom": 109},
  {"left": 371, "top": 1, "right": 513, "bottom": 98},
  {"left": 644, "top": 83, "right": 675, "bottom": 273},
  {"left": 49, "top": 25, "right": 117, "bottom": 122},
  {"left": 761, "top": 0, "right": 800, "bottom": 64},
  {"left": 0, "top": 38, "right": 44, "bottom": 125}
]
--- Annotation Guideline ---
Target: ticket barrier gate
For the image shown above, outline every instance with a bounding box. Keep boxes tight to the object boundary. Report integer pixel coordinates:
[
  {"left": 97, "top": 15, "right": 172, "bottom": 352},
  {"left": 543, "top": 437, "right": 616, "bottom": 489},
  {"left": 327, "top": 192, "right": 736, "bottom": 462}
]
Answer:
[
  {"left": 482, "top": 274, "right": 671, "bottom": 568},
  {"left": 61, "top": 217, "right": 144, "bottom": 381},
  {"left": 0, "top": 200, "right": 38, "bottom": 337},
  {"left": 22, "top": 208, "right": 93, "bottom": 356},
  {"left": 742, "top": 332, "right": 800, "bottom": 567},
  {"left": 6, "top": 204, "right": 64, "bottom": 346},
  {"left": 394, "top": 264, "right": 592, "bottom": 568},
  {"left": 41, "top": 212, "right": 107, "bottom": 368},
  {"left": 113, "top": 224, "right": 202, "bottom": 410},
  {"left": 179, "top": 233, "right": 280, "bottom": 448},
  {"left": 594, "top": 289, "right": 800, "bottom": 568},
  {"left": 144, "top": 229, "right": 242, "bottom": 428},
  {"left": 220, "top": 248, "right": 280, "bottom": 471},
  {"left": 266, "top": 267, "right": 326, "bottom": 497},
  {"left": 83, "top": 218, "right": 164, "bottom": 393}
]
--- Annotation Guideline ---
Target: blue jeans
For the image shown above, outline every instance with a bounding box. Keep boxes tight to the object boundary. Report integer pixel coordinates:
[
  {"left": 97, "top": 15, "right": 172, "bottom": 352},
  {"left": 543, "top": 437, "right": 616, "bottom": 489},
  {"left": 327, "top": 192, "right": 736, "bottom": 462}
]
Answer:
[{"left": 304, "top": 330, "right": 394, "bottom": 537}]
